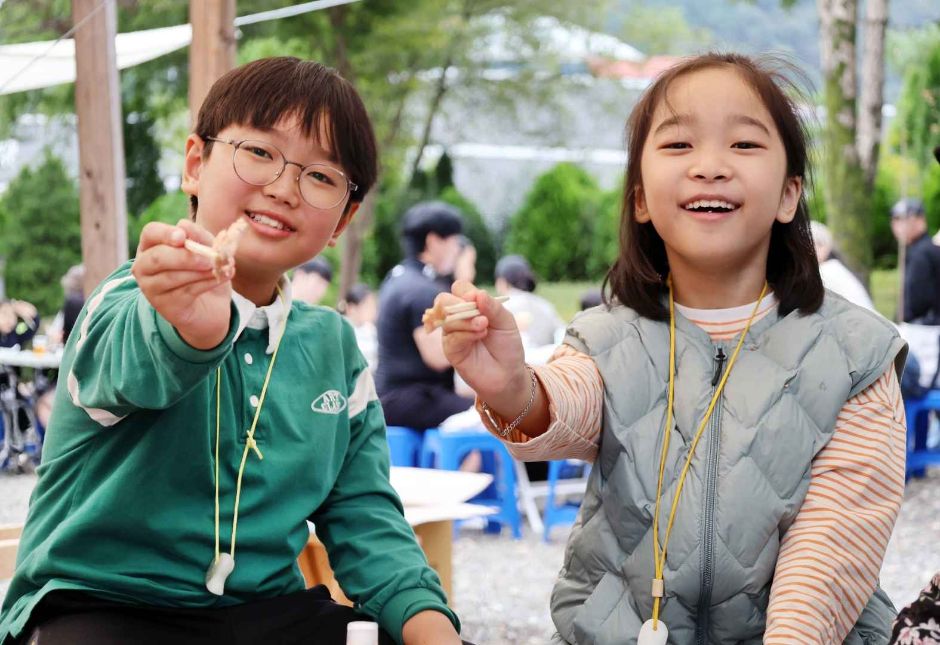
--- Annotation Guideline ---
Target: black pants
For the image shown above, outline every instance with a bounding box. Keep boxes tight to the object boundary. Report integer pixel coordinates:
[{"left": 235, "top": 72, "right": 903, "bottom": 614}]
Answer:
[
  {"left": 379, "top": 383, "right": 474, "bottom": 431},
  {"left": 18, "top": 587, "right": 396, "bottom": 645}
]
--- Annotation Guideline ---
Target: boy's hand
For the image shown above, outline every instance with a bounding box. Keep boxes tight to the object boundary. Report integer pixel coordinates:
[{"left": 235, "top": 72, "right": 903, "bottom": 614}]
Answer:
[
  {"left": 401, "top": 610, "right": 461, "bottom": 644},
  {"left": 438, "top": 280, "right": 529, "bottom": 406},
  {"left": 132, "top": 219, "right": 232, "bottom": 350}
]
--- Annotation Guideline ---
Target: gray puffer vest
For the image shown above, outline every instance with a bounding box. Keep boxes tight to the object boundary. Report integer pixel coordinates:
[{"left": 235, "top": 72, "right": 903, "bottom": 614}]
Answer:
[{"left": 550, "top": 292, "right": 906, "bottom": 644}]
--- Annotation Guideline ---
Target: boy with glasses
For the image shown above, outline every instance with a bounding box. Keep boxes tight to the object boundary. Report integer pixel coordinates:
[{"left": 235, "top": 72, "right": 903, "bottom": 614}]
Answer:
[{"left": 0, "top": 58, "right": 463, "bottom": 645}]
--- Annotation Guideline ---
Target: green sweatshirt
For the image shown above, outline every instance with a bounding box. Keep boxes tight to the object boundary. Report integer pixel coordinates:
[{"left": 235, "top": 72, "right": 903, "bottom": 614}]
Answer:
[{"left": 0, "top": 261, "right": 458, "bottom": 644}]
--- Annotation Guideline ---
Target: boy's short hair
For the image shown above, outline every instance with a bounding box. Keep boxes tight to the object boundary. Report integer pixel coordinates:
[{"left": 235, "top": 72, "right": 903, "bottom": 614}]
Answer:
[
  {"left": 192, "top": 57, "right": 378, "bottom": 213},
  {"left": 296, "top": 256, "right": 333, "bottom": 282},
  {"left": 400, "top": 201, "right": 463, "bottom": 258}
]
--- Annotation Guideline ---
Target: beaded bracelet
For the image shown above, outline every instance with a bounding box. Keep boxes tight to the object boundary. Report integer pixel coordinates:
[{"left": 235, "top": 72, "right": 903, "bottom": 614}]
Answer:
[{"left": 480, "top": 366, "right": 538, "bottom": 439}]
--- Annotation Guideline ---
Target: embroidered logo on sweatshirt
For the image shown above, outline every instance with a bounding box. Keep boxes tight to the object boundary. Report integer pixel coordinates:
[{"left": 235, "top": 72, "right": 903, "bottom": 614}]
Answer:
[{"left": 311, "top": 390, "right": 347, "bottom": 415}]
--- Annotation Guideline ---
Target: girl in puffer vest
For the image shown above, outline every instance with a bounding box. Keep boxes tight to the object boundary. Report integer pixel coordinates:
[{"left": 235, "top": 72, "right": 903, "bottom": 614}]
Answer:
[{"left": 434, "top": 53, "right": 907, "bottom": 644}]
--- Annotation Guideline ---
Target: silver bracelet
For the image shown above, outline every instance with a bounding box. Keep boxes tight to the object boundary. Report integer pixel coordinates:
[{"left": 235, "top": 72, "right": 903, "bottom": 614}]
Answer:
[{"left": 481, "top": 367, "right": 538, "bottom": 438}]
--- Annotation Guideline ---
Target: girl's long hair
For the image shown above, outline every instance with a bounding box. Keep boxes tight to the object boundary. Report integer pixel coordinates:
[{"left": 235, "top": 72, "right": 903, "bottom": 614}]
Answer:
[{"left": 604, "top": 52, "right": 824, "bottom": 320}]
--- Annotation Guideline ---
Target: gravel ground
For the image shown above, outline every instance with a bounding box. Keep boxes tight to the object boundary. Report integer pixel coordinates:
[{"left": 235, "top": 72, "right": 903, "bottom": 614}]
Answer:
[{"left": 1, "top": 468, "right": 939, "bottom": 643}]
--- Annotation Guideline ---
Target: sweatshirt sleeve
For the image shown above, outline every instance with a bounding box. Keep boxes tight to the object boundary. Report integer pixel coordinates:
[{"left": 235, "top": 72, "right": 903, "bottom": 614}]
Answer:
[
  {"left": 64, "top": 262, "right": 238, "bottom": 426},
  {"left": 310, "top": 352, "right": 459, "bottom": 644},
  {"left": 764, "top": 367, "right": 906, "bottom": 643},
  {"left": 477, "top": 344, "right": 603, "bottom": 462}
]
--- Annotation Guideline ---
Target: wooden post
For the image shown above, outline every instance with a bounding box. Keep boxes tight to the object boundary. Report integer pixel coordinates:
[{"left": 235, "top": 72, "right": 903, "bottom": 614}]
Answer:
[
  {"left": 72, "top": 0, "right": 128, "bottom": 294},
  {"left": 189, "top": 0, "right": 236, "bottom": 125}
]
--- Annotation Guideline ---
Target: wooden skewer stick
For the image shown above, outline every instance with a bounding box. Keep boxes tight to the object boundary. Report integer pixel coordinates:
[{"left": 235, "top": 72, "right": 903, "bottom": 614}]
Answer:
[
  {"left": 184, "top": 239, "right": 220, "bottom": 260},
  {"left": 443, "top": 295, "right": 509, "bottom": 315},
  {"left": 431, "top": 295, "right": 511, "bottom": 328}
]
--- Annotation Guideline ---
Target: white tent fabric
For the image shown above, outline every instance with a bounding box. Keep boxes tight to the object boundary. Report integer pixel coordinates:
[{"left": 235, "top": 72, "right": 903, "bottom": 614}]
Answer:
[
  {"left": 0, "top": 25, "right": 192, "bottom": 95},
  {"left": 0, "top": 0, "right": 359, "bottom": 96}
]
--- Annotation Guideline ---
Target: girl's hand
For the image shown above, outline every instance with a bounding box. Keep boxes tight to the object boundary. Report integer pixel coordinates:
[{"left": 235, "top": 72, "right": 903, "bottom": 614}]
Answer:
[
  {"left": 438, "top": 280, "right": 528, "bottom": 404},
  {"left": 132, "top": 219, "right": 232, "bottom": 350}
]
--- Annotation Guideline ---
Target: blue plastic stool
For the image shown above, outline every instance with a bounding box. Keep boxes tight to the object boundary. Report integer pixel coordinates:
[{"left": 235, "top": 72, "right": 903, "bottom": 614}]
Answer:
[
  {"left": 385, "top": 426, "right": 424, "bottom": 467},
  {"left": 420, "top": 428, "right": 522, "bottom": 539},
  {"left": 904, "top": 389, "right": 940, "bottom": 479},
  {"left": 542, "top": 460, "right": 590, "bottom": 542}
]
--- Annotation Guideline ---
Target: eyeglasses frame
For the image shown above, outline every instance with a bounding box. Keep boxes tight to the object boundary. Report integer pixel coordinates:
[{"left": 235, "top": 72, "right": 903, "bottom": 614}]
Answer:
[{"left": 203, "top": 136, "right": 358, "bottom": 209}]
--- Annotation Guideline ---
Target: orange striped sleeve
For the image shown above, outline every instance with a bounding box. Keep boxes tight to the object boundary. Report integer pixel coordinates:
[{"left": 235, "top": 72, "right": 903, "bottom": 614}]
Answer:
[
  {"left": 764, "top": 367, "right": 906, "bottom": 644},
  {"left": 476, "top": 343, "right": 603, "bottom": 462}
]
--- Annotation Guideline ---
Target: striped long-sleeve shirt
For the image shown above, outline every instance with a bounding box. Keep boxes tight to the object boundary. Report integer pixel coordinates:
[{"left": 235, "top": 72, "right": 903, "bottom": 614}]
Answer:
[{"left": 478, "top": 295, "right": 906, "bottom": 643}]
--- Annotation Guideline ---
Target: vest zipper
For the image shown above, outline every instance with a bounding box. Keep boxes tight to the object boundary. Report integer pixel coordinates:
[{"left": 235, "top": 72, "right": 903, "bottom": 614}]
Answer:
[{"left": 696, "top": 345, "right": 725, "bottom": 645}]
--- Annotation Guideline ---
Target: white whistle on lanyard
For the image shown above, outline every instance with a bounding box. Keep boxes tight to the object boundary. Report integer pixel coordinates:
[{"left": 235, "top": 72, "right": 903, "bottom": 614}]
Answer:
[
  {"left": 205, "top": 553, "right": 235, "bottom": 596},
  {"left": 638, "top": 618, "right": 669, "bottom": 645}
]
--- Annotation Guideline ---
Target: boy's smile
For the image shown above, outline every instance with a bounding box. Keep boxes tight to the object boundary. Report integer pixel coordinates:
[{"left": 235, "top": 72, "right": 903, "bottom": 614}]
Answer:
[{"left": 181, "top": 116, "right": 358, "bottom": 304}]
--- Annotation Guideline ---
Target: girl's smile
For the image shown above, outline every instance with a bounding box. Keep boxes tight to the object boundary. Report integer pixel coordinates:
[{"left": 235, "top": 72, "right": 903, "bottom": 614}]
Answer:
[
  {"left": 680, "top": 194, "right": 742, "bottom": 222},
  {"left": 635, "top": 66, "right": 801, "bottom": 304}
]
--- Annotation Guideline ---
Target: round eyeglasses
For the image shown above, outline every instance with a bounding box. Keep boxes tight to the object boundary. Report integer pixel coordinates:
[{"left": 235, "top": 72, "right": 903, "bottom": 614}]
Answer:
[{"left": 204, "top": 137, "right": 358, "bottom": 210}]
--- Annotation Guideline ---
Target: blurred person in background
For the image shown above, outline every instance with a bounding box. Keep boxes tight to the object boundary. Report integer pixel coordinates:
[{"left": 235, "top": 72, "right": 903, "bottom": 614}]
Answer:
[
  {"left": 809, "top": 221, "right": 875, "bottom": 311},
  {"left": 453, "top": 235, "right": 477, "bottom": 285},
  {"left": 892, "top": 198, "right": 940, "bottom": 396},
  {"left": 579, "top": 288, "right": 603, "bottom": 312},
  {"left": 291, "top": 255, "right": 333, "bottom": 306},
  {"left": 892, "top": 198, "right": 940, "bottom": 325},
  {"left": 494, "top": 255, "right": 564, "bottom": 349},
  {"left": 342, "top": 283, "right": 378, "bottom": 372},
  {"left": 376, "top": 201, "right": 472, "bottom": 430},
  {"left": 0, "top": 299, "right": 39, "bottom": 349},
  {"left": 47, "top": 264, "right": 86, "bottom": 347},
  {"left": 436, "top": 235, "right": 477, "bottom": 290},
  {"left": 37, "top": 265, "right": 86, "bottom": 430}
]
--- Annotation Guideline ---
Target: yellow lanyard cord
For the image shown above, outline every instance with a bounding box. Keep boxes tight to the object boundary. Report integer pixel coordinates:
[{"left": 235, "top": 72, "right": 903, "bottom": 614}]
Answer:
[
  {"left": 650, "top": 279, "right": 768, "bottom": 628},
  {"left": 212, "top": 287, "right": 289, "bottom": 565}
]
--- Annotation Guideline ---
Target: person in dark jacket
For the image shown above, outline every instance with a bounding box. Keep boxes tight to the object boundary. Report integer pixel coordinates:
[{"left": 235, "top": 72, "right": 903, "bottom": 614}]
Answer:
[{"left": 892, "top": 197, "right": 940, "bottom": 324}]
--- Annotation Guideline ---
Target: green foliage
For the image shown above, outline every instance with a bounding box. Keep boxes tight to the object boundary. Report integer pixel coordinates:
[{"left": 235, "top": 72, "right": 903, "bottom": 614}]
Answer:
[
  {"left": 505, "top": 163, "right": 600, "bottom": 282},
  {"left": 237, "top": 36, "right": 315, "bottom": 64},
  {"left": 438, "top": 186, "right": 497, "bottom": 282},
  {"left": 587, "top": 185, "right": 623, "bottom": 279},
  {"left": 925, "top": 164, "right": 940, "bottom": 239},
  {"left": 129, "top": 190, "right": 190, "bottom": 256},
  {"left": 618, "top": 2, "right": 712, "bottom": 55},
  {"left": 123, "top": 109, "right": 165, "bottom": 219},
  {"left": 894, "top": 36, "right": 940, "bottom": 170},
  {"left": 0, "top": 152, "right": 81, "bottom": 315}
]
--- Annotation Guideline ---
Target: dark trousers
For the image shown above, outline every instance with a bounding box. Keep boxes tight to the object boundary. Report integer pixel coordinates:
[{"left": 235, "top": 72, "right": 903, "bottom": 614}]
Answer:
[
  {"left": 379, "top": 383, "right": 474, "bottom": 431},
  {"left": 17, "top": 587, "right": 396, "bottom": 645}
]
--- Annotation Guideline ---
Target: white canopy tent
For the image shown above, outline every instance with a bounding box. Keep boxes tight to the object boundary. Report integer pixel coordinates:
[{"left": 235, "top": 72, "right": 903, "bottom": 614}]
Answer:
[{"left": 0, "top": 0, "right": 359, "bottom": 96}]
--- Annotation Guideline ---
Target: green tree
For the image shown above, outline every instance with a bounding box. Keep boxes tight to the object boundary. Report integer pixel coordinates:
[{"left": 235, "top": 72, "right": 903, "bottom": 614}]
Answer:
[
  {"left": 618, "top": 2, "right": 711, "bottom": 55},
  {"left": 891, "top": 28, "right": 940, "bottom": 171},
  {"left": 925, "top": 163, "right": 940, "bottom": 237},
  {"left": 587, "top": 185, "right": 623, "bottom": 279},
  {"left": 816, "top": 0, "right": 889, "bottom": 281},
  {"left": 130, "top": 190, "right": 190, "bottom": 255},
  {"left": 439, "top": 186, "right": 497, "bottom": 283},
  {"left": 506, "top": 163, "right": 600, "bottom": 282},
  {"left": 1, "top": 152, "right": 81, "bottom": 315}
]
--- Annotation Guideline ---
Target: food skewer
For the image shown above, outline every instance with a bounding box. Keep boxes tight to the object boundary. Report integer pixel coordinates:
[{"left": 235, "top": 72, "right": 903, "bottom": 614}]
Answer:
[
  {"left": 443, "top": 295, "right": 509, "bottom": 315},
  {"left": 183, "top": 239, "right": 219, "bottom": 260},
  {"left": 182, "top": 219, "right": 249, "bottom": 281},
  {"left": 422, "top": 295, "right": 510, "bottom": 331}
]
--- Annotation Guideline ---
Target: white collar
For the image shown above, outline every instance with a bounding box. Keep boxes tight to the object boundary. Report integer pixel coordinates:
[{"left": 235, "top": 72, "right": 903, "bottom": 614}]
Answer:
[{"left": 230, "top": 275, "right": 292, "bottom": 354}]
